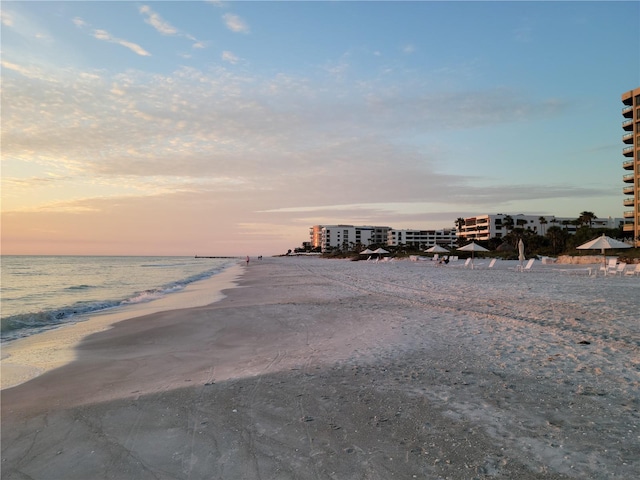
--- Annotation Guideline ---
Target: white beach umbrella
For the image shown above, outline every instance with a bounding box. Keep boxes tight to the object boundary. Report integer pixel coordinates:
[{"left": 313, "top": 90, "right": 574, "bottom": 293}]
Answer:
[
  {"left": 372, "top": 248, "right": 389, "bottom": 255},
  {"left": 576, "top": 234, "right": 631, "bottom": 252},
  {"left": 576, "top": 234, "right": 631, "bottom": 273},
  {"left": 457, "top": 242, "right": 489, "bottom": 269},
  {"left": 425, "top": 244, "right": 449, "bottom": 253},
  {"left": 360, "top": 248, "right": 375, "bottom": 255}
]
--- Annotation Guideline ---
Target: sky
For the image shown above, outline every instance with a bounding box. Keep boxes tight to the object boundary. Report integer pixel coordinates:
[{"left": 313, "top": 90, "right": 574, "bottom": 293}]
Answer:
[{"left": 1, "top": 1, "right": 639, "bottom": 256}]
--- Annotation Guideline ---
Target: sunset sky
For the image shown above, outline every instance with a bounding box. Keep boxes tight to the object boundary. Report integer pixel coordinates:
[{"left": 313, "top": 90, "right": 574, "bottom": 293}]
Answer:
[{"left": 2, "top": 1, "right": 638, "bottom": 256}]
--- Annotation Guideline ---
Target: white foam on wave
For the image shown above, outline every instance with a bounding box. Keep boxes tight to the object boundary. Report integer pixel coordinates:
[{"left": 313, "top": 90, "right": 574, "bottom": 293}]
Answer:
[{"left": 1, "top": 263, "right": 244, "bottom": 389}]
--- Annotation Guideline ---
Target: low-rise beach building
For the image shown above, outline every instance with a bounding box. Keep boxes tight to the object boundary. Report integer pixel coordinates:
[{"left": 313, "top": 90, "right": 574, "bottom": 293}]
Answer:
[
  {"left": 310, "top": 225, "right": 390, "bottom": 252},
  {"left": 458, "top": 214, "right": 624, "bottom": 241},
  {"left": 387, "top": 228, "right": 457, "bottom": 248},
  {"left": 622, "top": 87, "right": 640, "bottom": 246}
]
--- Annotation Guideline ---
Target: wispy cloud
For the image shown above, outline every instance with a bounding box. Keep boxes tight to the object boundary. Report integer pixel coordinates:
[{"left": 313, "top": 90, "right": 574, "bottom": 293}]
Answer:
[
  {"left": 72, "top": 13, "right": 151, "bottom": 57},
  {"left": 222, "top": 51, "right": 240, "bottom": 64},
  {"left": 93, "top": 29, "right": 151, "bottom": 56},
  {"left": 72, "top": 17, "right": 87, "bottom": 28},
  {"left": 223, "top": 13, "right": 250, "bottom": 33},
  {"left": 138, "top": 5, "right": 205, "bottom": 50},
  {"left": 402, "top": 43, "right": 416, "bottom": 54},
  {"left": 139, "top": 5, "right": 178, "bottom": 35},
  {"left": 1, "top": 9, "right": 14, "bottom": 26},
  {"left": 1, "top": 60, "right": 46, "bottom": 79}
]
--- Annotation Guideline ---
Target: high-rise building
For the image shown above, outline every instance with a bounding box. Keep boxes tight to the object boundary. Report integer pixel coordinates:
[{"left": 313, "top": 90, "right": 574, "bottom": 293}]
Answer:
[{"left": 622, "top": 88, "right": 640, "bottom": 246}]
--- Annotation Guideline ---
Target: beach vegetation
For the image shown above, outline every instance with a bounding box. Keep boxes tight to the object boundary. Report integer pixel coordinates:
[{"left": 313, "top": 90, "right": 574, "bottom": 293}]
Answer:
[{"left": 578, "top": 211, "right": 597, "bottom": 227}]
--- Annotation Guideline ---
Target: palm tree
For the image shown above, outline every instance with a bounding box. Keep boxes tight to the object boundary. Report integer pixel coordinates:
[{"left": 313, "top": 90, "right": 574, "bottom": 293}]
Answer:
[
  {"left": 538, "top": 216, "right": 547, "bottom": 236},
  {"left": 578, "top": 211, "right": 597, "bottom": 228},
  {"left": 503, "top": 215, "right": 514, "bottom": 233},
  {"left": 546, "top": 226, "right": 566, "bottom": 254},
  {"left": 454, "top": 217, "right": 465, "bottom": 245}
]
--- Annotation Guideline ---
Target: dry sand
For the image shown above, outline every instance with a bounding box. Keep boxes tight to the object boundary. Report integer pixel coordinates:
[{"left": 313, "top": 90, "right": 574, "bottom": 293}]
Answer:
[{"left": 1, "top": 256, "right": 639, "bottom": 479}]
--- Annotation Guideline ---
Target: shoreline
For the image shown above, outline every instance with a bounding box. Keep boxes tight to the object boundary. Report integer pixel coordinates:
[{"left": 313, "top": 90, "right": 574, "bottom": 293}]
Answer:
[
  {"left": 0, "top": 262, "right": 244, "bottom": 390},
  {"left": 2, "top": 257, "right": 638, "bottom": 479}
]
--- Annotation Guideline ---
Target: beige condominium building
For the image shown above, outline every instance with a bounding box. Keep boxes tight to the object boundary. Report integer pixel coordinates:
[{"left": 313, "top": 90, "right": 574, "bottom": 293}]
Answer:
[{"left": 622, "top": 88, "right": 640, "bottom": 246}]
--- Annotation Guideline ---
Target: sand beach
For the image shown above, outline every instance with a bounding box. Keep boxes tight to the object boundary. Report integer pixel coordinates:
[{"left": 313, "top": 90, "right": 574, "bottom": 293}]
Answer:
[{"left": 1, "top": 256, "right": 639, "bottom": 479}]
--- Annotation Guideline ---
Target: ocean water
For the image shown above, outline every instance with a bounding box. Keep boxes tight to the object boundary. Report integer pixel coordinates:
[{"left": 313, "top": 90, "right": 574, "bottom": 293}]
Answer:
[{"left": 1, "top": 256, "right": 237, "bottom": 343}]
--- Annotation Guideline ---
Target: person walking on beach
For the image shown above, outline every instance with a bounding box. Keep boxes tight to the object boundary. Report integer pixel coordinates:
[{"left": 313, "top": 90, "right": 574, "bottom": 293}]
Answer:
[{"left": 246, "top": 256, "right": 250, "bottom": 266}]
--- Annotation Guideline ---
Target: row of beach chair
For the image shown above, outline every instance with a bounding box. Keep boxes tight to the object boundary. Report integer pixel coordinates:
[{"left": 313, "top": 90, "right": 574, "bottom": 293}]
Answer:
[{"left": 600, "top": 260, "right": 640, "bottom": 276}]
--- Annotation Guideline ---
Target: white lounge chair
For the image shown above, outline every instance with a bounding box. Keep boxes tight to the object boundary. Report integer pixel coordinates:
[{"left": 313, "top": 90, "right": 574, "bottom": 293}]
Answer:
[
  {"left": 600, "top": 258, "right": 617, "bottom": 276},
  {"left": 612, "top": 262, "right": 627, "bottom": 276},
  {"left": 516, "top": 258, "right": 534, "bottom": 272},
  {"left": 488, "top": 258, "right": 497, "bottom": 269},
  {"left": 624, "top": 264, "right": 640, "bottom": 276}
]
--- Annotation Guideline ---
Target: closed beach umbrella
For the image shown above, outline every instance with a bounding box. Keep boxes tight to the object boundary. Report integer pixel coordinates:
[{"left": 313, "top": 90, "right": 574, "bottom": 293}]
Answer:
[
  {"left": 426, "top": 245, "right": 449, "bottom": 253},
  {"left": 457, "top": 242, "right": 489, "bottom": 269},
  {"left": 577, "top": 234, "right": 631, "bottom": 274},
  {"left": 518, "top": 239, "right": 525, "bottom": 270}
]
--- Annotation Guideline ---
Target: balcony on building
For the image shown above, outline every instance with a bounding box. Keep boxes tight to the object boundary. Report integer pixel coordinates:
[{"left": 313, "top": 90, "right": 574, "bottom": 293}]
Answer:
[
  {"left": 623, "top": 159, "right": 635, "bottom": 170},
  {"left": 624, "top": 210, "right": 636, "bottom": 218},
  {"left": 623, "top": 173, "right": 635, "bottom": 183},
  {"left": 623, "top": 146, "right": 634, "bottom": 157},
  {"left": 623, "top": 132, "right": 634, "bottom": 144},
  {"left": 623, "top": 105, "right": 634, "bottom": 118},
  {"left": 623, "top": 186, "right": 635, "bottom": 194},
  {"left": 623, "top": 119, "right": 634, "bottom": 131},
  {"left": 623, "top": 222, "right": 635, "bottom": 232},
  {"left": 623, "top": 197, "right": 635, "bottom": 207}
]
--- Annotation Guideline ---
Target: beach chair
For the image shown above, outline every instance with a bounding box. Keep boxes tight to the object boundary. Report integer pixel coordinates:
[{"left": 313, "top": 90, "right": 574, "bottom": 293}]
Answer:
[
  {"left": 463, "top": 258, "right": 472, "bottom": 268},
  {"left": 517, "top": 258, "right": 534, "bottom": 272},
  {"left": 600, "top": 258, "right": 617, "bottom": 276},
  {"left": 624, "top": 263, "right": 640, "bottom": 276},
  {"left": 486, "top": 258, "right": 497, "bottom": 269},
  {"left": 612, "top": 262, "right": 627, "bottom": 276}
]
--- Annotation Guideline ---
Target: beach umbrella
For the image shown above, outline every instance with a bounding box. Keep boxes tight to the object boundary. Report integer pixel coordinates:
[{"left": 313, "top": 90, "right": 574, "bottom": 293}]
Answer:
[
  {"left": 577, "top": 234, "right": 631, "bottom": 252},
  {"left": 372, "top": 248, "right": 389, "bottom": 255},
  {"left": 359, "top": 248, "right": 375, "bottom": 255},
  {"left": 577, "top": 234, "right": 631, "bottom": 274},
  {"left": 457, "top": 242, "right": 489, "bottom": 269},
  {"left": 518, "top": 238, "right": 525, "bottom": 271},
  {"left": 425, "top": 244, "right": 449, "bottom": 253}
]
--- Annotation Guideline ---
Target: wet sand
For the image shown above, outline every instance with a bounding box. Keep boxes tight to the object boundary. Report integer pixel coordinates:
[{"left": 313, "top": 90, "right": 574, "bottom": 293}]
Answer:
[{"left": 2, "top": 257, "right": 639, "bottom": 479}]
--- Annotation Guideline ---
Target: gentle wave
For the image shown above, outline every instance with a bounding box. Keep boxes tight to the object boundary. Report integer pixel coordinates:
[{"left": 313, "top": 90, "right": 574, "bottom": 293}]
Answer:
[
  {"left": 1, "top": 300, "right": 122, "bottom": 338},
  {"left": 140, "top": 263, "right": 190, "bottom": 268},
  {"left": 1, "top": 263, "right": 231, "bottom": 342},
  {"left": 65, "top": 284, "right": 95, "bottom": 290}
]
